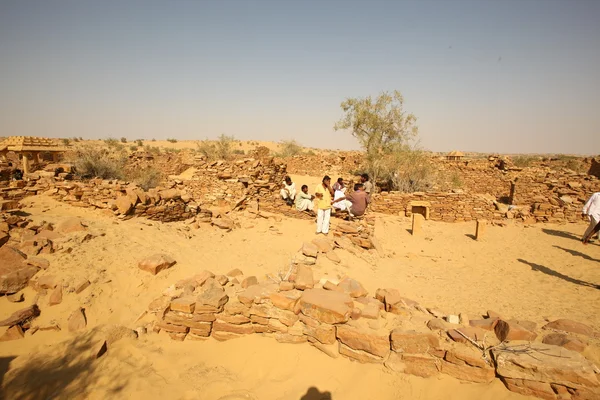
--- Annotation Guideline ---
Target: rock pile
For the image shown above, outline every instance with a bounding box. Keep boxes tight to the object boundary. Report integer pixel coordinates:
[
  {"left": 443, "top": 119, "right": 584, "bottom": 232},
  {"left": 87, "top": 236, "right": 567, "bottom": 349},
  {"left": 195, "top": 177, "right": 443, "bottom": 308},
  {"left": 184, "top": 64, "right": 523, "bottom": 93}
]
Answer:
[{"left": 146, "top": 265, "right": 600, "bottom": 399}]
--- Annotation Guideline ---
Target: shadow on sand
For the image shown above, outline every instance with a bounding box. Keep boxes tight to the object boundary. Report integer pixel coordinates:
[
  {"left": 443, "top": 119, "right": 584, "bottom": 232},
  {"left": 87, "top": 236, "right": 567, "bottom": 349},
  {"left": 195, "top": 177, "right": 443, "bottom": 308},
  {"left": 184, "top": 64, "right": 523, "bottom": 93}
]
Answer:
[
  {"left": 517, "top": 258, "right": 600, "bottom": 290},
  {"left": 542, "top": 228, "right": 581, "bottom": 241},
  {"left": 300, "top": 387, "right": 332, "bottom": 400},
  {"left": 554, "top": 246, "right": 600, "bottom": 263}
]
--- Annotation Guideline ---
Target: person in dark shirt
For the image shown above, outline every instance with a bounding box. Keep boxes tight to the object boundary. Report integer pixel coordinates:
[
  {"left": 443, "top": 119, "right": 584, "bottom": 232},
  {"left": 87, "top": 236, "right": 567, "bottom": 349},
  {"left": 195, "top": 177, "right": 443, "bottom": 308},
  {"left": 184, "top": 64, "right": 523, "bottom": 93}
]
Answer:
[{"left": 332, "top": 183, "right": 369, "bottom": 217}]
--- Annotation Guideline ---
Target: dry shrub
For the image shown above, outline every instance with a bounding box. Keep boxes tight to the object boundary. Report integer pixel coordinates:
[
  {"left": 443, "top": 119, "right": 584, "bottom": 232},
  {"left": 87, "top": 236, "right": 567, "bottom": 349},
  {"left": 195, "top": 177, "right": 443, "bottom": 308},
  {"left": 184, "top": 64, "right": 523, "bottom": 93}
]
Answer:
[
  {"left": 129, "top": 167, "right": 162, "bottom": 190},
  {"left": 69, "top": 146, "right": 125, "bottom": 180},
  {"left": 277, "top": 140, "right": 303, "bottom": 157}
]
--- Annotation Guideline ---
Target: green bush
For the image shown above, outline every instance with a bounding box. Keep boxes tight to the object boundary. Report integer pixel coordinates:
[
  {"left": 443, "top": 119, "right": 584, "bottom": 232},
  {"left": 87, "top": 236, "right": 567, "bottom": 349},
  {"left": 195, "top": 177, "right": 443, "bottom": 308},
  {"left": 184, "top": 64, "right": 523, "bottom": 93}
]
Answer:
[
  {"left": 62, "top": 138, "right": 71, "bottom": 146},
  {"left": 167, "top": 138, "right": 177, "bottom": 143},
  {"left": 130, "top": 145, "right": 138, "bottom": 152},
  {"left": 120, "top": 137, "right": 127, "bottom": 143},
  {"left": 135, "top": 139, "right": 143, "bottom": 147}
]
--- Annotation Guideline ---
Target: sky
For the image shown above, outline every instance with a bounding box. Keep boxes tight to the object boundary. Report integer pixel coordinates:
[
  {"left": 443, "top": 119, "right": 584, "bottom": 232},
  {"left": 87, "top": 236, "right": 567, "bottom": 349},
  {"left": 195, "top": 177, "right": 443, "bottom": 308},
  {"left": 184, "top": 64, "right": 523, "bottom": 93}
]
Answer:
[{"left": 0, "top": 0, "right": 598, "bottom": 154}]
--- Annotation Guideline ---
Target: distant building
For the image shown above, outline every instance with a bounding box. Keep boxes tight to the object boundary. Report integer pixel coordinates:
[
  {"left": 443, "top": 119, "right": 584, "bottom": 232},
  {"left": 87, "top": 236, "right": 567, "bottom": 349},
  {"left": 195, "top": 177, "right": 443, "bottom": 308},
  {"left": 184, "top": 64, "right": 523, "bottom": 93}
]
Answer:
[{"left": 446, "top": 150, "right": 464, "bottom": 161}]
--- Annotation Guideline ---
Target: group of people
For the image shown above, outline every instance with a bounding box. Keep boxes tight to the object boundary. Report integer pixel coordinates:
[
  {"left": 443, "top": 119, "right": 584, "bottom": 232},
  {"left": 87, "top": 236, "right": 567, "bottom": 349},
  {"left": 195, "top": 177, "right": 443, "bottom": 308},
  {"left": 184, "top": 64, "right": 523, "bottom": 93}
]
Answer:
[{"left": 280, "top": 174, "right": 373, "bottom": 235}]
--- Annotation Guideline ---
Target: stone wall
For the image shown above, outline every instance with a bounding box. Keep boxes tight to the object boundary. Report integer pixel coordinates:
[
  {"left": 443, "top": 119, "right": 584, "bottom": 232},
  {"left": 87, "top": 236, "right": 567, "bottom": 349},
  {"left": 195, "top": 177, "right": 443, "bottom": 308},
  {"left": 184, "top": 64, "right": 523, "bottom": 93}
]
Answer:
[{"left": 144, "top": 236, "right": 600, "bottom": 400}]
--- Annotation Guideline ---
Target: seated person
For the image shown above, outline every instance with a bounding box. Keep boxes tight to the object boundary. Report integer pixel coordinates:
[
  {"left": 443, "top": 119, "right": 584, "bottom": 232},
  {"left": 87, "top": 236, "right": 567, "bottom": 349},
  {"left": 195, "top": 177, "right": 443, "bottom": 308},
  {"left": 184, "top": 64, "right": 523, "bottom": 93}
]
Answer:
[
  {"left": 332, "top": 177, "right": 346, "bottom": 193},
  {"left": 332, "top": 183, "right": 370, "bottom": 217},
  {"left": 332, "top": 178, "right": 347, "bottom": 211},
  {"left": 295, "top": 185, "right": 315, "bottom": 213},
  {"left": 280, "top": 176, "right": 296, "bottom": 206}
]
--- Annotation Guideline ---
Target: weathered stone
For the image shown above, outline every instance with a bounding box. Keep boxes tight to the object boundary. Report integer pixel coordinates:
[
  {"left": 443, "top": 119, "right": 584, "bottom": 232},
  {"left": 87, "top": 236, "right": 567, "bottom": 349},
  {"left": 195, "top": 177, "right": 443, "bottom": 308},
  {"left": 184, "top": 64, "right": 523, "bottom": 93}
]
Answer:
[
  {"left": 48, "top": 285, "right": 63, "bottom": 306},
  {"left": 338, "top": 342, "right": 383, "bottom": 363},
  {"left": 74, "top": 279, "right": 91, "bottom": 294},
  {"left": 237, "top": 283, "right": 278, "bottom": 305},
  {"left": 168, "top": 332, "right": 187, "bottom": 341},
  {"left": 138, "top": 254, "right": 176, "bottom": 275},
  {"left": 6, "top": 292, "right": 24, "bottom": 303},
  {"left": 0, "top": 325, "right": 24, "bottom": 341},
  {"left": 156, "top": 321, "right": 189, "bottom": 333},
  {"left": 336, "top": 325, "right": 390, "bottom": 358},
  {"left": 223, "top": 301, "right": 251, "bottom": 317},
  {"left": 501, "top": 378, "right": 557, "bottom": 400},
  {"left": 447, "top": 327, "right": 488, "bottom": 343},
  {"left": 307, "top": 336, "right": 339, "bottom": 358},
  {"left": 297, "top": 289, "right": 353, "bottom": 324},
  {"left": 250, "top": 315, "right": 269, "bottom": 325},
  {"left": 195, "top": 285, "right": 228, "bottom": 310},
  {"left": 212, "top": 320, "right": 253, "bottom": 335},
  {"left": 444, "top": 347, "right": 488, "bottom": 369},
  {"left": 211, "top": 331, "right": 243, "bottom": 341},
  {"left": 0, "top": 246, "right": 38, "bottom": 294},
  {"left": 250, "top": 304, "right": 298, "bottom": 326},
  {"left": 543, "top": 319, "right": 594, "bottom": 337},
  {"left": 294, "top": 265, "right": 314, "bottom": 290},
  {"left": 241, "top": 276, "right": 258, "bottom": 288},
  {"left": 402, "top": 353, "right": 440, "bottom": 377},
  {"left": 68, "top": 308, "right": 87, "bottom": 332},
  {"left": 214, "top": 275, "right": 229, "bottom": 286},
  {"left": 325, "top": 251, "right": 341, "bottom": 264},
  {"left": 542, "top": 333, "right": 587, "bottom": 353},
  {"left": 302, "top": 242, "right": 319, "bottom": 258},
  {"left": 0, "top": 305, "right": 40, "bottom": 327},
  {"left": 279, "top": 281, "right": 295, "bottom": 291},
  {"left": 34, "top": 275, "right": 58, "bottom": 290},
  {"left": 216, "top": 314, "right": 250, "bottom": 325},
  {"left": 227, "top": 268, "right": 243, "bottom": 277},
  {"left": 189, "top": 323, "right": 212, "bottom": 337},
  {"left": 55, "top": 217, "right": 87, "bottom": 233},
  {"left": 164, "top": 311, "right": 215, "bottom": 327},
  {"left": 269, "top": 291, "right": 300, "bottom": 311},
  {"left": 337, "top": 277, "right": 368, "bottom": 298},
  {"left": 115, "top": 196, "right": 134, "bottom": 214},
  {"left": 469, "top": 318, "right": 498, "bottom": 331},
  {"left": 268, "top": 318, "right": 288, "bottom": 333},
  {"left": 25, "top": 256, "right": 50, "bottom": 270},
  {"left": 493, "top": 343, "right": 599, "bottom": 391},
  {"left": 212, "top": 217, "right": 234, "bottom": 231},
  {"left": 509, "top": 319, "right": 537, "bottom": 332},
  {"left": 275, "top": 333, "right": 307, "bottom": 344},
  {"left": 336, "top": 222, "right": 359, "bottom": 234},
  {"left": 495, "top": 320, "right": 537, "bottom": 342},
  {"left": 170, "top": 297, "right": 196, "bottom": 313},
  {"left": 311, "top": 238, "right": 333, "bottom": 253},
  {"left": 390, "top": 329, "right": 440, "bottom": 353},
  {"left": 441, "top": 360, "right": 495, "bottom": 383}
]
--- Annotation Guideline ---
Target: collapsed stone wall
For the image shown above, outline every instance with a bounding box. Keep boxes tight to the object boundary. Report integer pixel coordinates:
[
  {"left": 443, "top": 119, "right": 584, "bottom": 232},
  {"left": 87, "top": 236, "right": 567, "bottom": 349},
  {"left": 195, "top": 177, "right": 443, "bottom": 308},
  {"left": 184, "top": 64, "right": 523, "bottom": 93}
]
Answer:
[{"left": 144, "top": 235, "right": 600, "bottom": 400}]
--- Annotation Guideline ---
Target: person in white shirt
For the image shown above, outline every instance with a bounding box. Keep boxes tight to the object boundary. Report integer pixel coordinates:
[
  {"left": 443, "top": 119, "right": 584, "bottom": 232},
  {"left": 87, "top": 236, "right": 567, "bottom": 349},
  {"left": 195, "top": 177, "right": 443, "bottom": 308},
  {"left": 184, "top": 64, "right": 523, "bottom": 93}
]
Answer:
[
  {"left": 295, "top": 184, "right": 315, "bottom": 213},
  {"left": 582, "top": 192, "right": 600, "bottom": 243},
  {"left": 280, "top": 176, "right": 296, "bottom": 206}
]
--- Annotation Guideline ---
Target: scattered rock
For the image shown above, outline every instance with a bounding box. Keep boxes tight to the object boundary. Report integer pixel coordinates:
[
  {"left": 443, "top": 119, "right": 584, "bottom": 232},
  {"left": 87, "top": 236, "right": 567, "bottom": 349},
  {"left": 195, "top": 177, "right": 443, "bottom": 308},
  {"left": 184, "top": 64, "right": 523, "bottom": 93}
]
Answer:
[
  {"left": 336, "top": 324, "right": 390, "bottom": 358},
  {"left": 74, "top": 279, "right": 91, "bottom": 294},
  {"left": 6, "top": 292, "right": 24, "bottom": 303},
  {"left": 138, "top": 254, "right": 176, "bottom": 275},
  {"left": 0, "top": 246, "right": 39, "bottom": 294},
  {"left": 543, "top": 319, "right": 594, "bottom": 337},
  {"left": 294, "top": 265, "right": 314, "bottom": 290},
  {"left": 542, "top": 333, "right": 587, "bottom": 353},
  {"left": 494, "top": 320, "right": 537, "bottom": 342},
  {"left": 296, "top": 289, "right": 353, "bottom": 324},
  {"left": 68, "top": 308, "right": 87, "bottom": 332},
  {"left": 241, "top": 276, "right": 258, "bottom": 288},
  {"left": 48, "top": 285, "right": 63, "bottom": 306},
  {"left": 0, "top": 325, "right": 24, "bottom": 341},
  {"left": 336, "top": 277, "right": 368, "bottom": 298},
  {"left": 390, "top": 329, "right": 440, "bottom": 353},
  {"left": 302, "top": 242, "right": 319, "bottom": 258},
  {"left": 55, "top": 217, "right": 87, "bottom": 233},
  {"left": 325, "top": 251, "right": 341, "bottom": 263},
  {"left": 0, "top": 305, "right": 40, "bottom": 327}
]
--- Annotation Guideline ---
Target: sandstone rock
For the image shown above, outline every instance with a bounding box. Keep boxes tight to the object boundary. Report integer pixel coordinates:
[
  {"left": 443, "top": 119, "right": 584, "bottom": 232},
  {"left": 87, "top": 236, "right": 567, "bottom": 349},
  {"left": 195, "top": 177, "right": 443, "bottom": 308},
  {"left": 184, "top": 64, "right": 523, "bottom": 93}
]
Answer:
[
  {"left": 159, "top": 189, "right": 180, "bottom": 201},
  {"left": 336, "top": 222, "right": 359, "bottom": 234},
  {"left": 469, "top": 318, "right": 498, "bottom": 331},
  {"left": 279, "top": 281, "right": 294, "bottom": 291},
  {"left": 338, "top": 342, "right": 383, "bottom": 363},
  {"left": 311, "top": 238, "right": 333, "bottom": 253},
  {"left": 212, "top": 320, "right": 254, "bottom": 335},
  {"left": 74, "top": 279, "right": 91, "bottom": 294},
  {"left": 250, "top": 304, "right": 299, "bottom": 326},
  {"left": 390, "top": 329, "right": 440, "bottom": 353},
  {"left": 215, "top": 275, "right": 229, "bottom": 286},
  {"left": 48, "top": 285, "right": 63, "bottom": 306},
  {"left": 269, "top": 291, "right": 300, "bottom": 311},
  {"left": 275, "top": 333, "right": 307, "bottom": 344},
  {"left": 0, "top": 325, "right": 24, "bottom": 341},
  {"left": 447, "top": 327, "right": 488, "bottom": 343},
  {"left": 25, "top": 256, "right": 50, "bottom": 270},
  {"left": 297, "top": 289, "right": 353, "bottom": 324},
  {"left": 307, "top": 336, "right": 339, "bottom": 358},
  {"left": 444, "top": 347, "right": 488, "bottom": 369},
  {"left": 195, "top": 284, "right": 228, "bottom": 310},
  {"left": 68, "top": 308, "right": 87, "bottom": 332},
  {"left": 164, "top": 311, "right": 215, "bottom": 328},
  {"left": 189, "top": 323, "right": 212, "bottom": 337},
  {"left": 495, "top": 319, "right": 537, "bottom": 342},
  {"left": 6, "top": 292, "right": 24, "bottom": 303},
  {"left": 138, "top": 254, "right": 176, "bottom": 275},
  {"left": 459, "top": 313, "right": 469, "bottom": 326},
  {"left": 170, "top": 297, "right": 196, "bottom": 313},
  {"left": 34, "top": 275, "right": 58, "bottom": 290},
  {"left": 427, "top": 318, "right": 456, "bottom": 331},
  {"left": 227, "top": 268, "right": 243, "bottom": 277},
  {"left": 55, "top": 217, "right": 87, "bottom": 233},
  {"left": 543, "top": 319, "right": 594, "bottom": 337},
  {"left": 500, "top": 377, "right": 557, "bottom": 400},
  {"left": 0, "top": 246, "right": 38, "bottom": 294},
  {"left": 0, "top": 305, "right": 40, "bottom": 327},
  {"left": 92, "top": 340, "right": 108, "bottom": 359},
  {"left": 294, "top": 265, "right": 314, "bottom": 290},
  {"left": 336, "top": 277, "right": 368, "bottom": 298},
  {"left": 216, "top": 314, "right": 250, "bottom": 325},
  {"left": 325, "top": 251, "right": 341, "bottom": 263},
  {"left": 211, "top": 331, "right": 243, "bottom": 341},
  {"left": 237, "top": 282, "right": 278, "bottom": 305},
  {"left": 493, "top": 343, "right": 599, "bottom": 391},
  {"left": 401, "top": 353, "right": 440, "bottom": 377},
  {"left": 156, "top": 321, "right": 189, "bottom": 334},
  {"left": 542, "top": 333, "right": 587, "bottom": 353},
  {"left": 115, "top": 196, "right": 134, "bottom": 214},
  {"left": 441, "top": 360, "right": 495, "bottom": 383},
  {"left": 445, "top": 315, "right": 460, "bottom": 324},
  {"left": 336, "top": 325, "right": 390, "bottom": 358},
  {"left": 302, "top": 242, "right": 319, "bottom": 258},
  {"left": 241, "top": 276, "right": 258, "bottom": 288},
  {"left": 212, "top": 217, "right": 234, "bottom": 231}
]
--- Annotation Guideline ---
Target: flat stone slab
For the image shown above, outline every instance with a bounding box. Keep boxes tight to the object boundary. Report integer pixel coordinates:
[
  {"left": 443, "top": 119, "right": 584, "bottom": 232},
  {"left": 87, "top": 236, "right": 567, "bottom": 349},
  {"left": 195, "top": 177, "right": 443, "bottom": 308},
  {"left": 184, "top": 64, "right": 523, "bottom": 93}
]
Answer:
[{"left": 297, "top": 288, "right": 353, "bottom": 324}]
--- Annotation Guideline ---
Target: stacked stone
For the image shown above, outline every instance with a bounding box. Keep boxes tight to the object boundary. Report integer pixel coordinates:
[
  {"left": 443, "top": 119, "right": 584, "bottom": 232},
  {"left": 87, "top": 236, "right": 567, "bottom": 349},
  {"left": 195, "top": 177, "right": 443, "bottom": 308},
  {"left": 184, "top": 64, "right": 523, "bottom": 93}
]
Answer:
[
  {"left": 148, "top": 265, "right": 600, "bottom": 400},
  {"left": 285, "top": 151, "right": 363, "bottom": 177},
  {"left": 183, "top": 156, "right": 288, "bottom": 211},
  {"left": 371, "top": 192, "right": 498, "bottom": 223}
]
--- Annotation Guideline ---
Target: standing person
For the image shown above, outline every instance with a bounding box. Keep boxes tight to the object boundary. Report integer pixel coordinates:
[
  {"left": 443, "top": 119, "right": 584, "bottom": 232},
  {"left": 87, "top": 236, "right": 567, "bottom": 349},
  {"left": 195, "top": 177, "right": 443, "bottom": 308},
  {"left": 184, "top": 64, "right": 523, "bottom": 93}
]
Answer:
[
  {"left": 582, "top": 192, "right": 600, "bottom": 244},
  {"left": 295, "top": 185, "right": 315, "bottom": 213},
  {"left": 332, "top": 183, "right": 370, "bottom": 218},
  {"left": 280, "top": 176, "right": 296, "bottom": 206},
  {"left": 314, "top": 175, "right": 334, "bottom": 235},
  {"left": 360, "top": 173, "right": 373, "bottom": 200}
]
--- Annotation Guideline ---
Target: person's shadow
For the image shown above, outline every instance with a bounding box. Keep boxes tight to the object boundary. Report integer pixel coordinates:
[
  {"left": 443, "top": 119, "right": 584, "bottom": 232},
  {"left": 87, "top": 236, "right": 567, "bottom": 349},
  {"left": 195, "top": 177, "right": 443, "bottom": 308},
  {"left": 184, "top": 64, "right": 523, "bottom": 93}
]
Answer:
[{"left": 300, "top": 387, "right": 332, "bottom": 400}]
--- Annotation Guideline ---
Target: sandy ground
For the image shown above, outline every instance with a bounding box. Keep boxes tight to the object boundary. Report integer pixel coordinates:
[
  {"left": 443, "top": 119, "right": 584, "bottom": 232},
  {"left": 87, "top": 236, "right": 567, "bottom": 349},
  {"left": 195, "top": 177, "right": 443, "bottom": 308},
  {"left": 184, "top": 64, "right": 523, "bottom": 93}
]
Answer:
[{"left": 1, "top": 193, "right": 600, "bottom": 400}]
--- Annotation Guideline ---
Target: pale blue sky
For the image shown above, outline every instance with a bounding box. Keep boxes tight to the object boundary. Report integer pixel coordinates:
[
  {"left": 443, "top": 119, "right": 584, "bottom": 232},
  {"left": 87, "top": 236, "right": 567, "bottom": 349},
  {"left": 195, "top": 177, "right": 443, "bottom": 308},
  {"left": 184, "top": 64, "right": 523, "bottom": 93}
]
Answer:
[{"left": 0, "top": 0, "right": 598, "bottom": 153}]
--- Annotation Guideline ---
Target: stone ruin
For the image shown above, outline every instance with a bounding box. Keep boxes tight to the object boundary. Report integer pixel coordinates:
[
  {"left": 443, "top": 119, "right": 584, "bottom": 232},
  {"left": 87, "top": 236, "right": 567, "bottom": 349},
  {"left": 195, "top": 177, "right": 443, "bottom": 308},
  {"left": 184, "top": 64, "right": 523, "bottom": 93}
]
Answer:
[
  {"left": 138, "top": 233, "right": 600, "bottom": 400},
  {"left": 0, "top": 136, "right": 68, "bottom": 175}
]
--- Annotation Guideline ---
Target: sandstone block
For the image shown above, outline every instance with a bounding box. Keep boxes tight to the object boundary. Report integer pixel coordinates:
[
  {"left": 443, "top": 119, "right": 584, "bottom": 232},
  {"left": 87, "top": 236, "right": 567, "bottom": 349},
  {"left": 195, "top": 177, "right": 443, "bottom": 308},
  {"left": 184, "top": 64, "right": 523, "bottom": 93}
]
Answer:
[
  {"left": 469, "top": 318, "right": 498, "bottom": 331},
  {"left": 494, "top": 320, "right": 537, "bottom": 342},
  {"left": 447, "top": 327, "right": 488, "bottom": 343},
  {"left": 164, "top": 311, "right": 216, "bottom": 327},
  {"left": 275, "top": 333, "right": 307, "bottom": 344},
  {"left": 441, "top": 361, "right": 495, "bottom": 383},
  {"left": 0, "top": 325, "right": 24, "bottom": 341},
  {"left": 0, "top": 305, "right": 40, "bottom": 327},
  {"left": 338, "top": 342, "right": 384, "bottom": 363},
  {"left": 138, "top": 254, "right": 176, "bottom": 275},
  {"left": 48, "top": 285, "right": 63, "bottom": 306},
  {"left": 68, "top": 308, "right": 87, "bottom": 332},
  {"left": 269, "top": 292, "right": 300, "bottom": 311},
  {"left": 542, "top": 333, "right": 587, "bottom": 353},
  {"left": 336, "top": 325, "right": 390, "bottom": 358},
  {"left": 0, "top": 246, "right": 38, "bottom": 294},
  {"left": 74, "top": 279, "right": 91, "bottom": 294},
  {"left": 402, "top": 353, "right": 440, "bottom": 378},
  {"left": 501, "top": 377, "right": 558, "bottom": 400},
  {"left": 302, "top": 242, "right": 319, "bottom": 258},
  {"left": 294, "top": 265, "right": 314, "bottom": 290},
  {"left": 337, "top": 277, "right": 368, "bottom": 298},
  {"left": 308, "top": 336, "right": 339, "bottom": 358},
  {"left": 212, "top": 321, "right": 253, "bottom": 335},
  {"left": 170, "top": 297, "right": 196, "bottom": 313},
  {"left": 216, "top": 314, "right": 250, "bottom": 325},
  {"left": 55, "top": 217, "right": 87, "bottom": 233},
  {"left": 297, "top": 289, "right": 353, "bottom": 324},
  {"left": 390, "top": 329, "right": 440, "bottom": 353},
  {"left": 543, "top": 319, "right": 594, "bottom": 337},
  {"left": 241, "top": 276, "right": 258, "bottom": 288},
  {"left": 238, "top": 283, "right": 278, "bottom": 305}
]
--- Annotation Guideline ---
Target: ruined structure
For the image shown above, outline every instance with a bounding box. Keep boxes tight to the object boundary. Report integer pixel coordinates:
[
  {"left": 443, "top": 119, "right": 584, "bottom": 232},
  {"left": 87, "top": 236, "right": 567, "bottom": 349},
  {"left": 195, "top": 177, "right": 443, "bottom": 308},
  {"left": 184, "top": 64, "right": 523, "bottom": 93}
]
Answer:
[{"left": 0, "top": 136, "right": 67, "bottom": 174}]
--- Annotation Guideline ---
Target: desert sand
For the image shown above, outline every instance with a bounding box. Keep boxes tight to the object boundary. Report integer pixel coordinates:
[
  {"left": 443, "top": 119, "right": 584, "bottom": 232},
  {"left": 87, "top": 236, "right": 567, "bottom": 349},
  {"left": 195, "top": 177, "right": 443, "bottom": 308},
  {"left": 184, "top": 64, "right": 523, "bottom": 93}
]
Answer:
[{"left": 2, "top": 184, "right": 600, "bottom": 399}]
